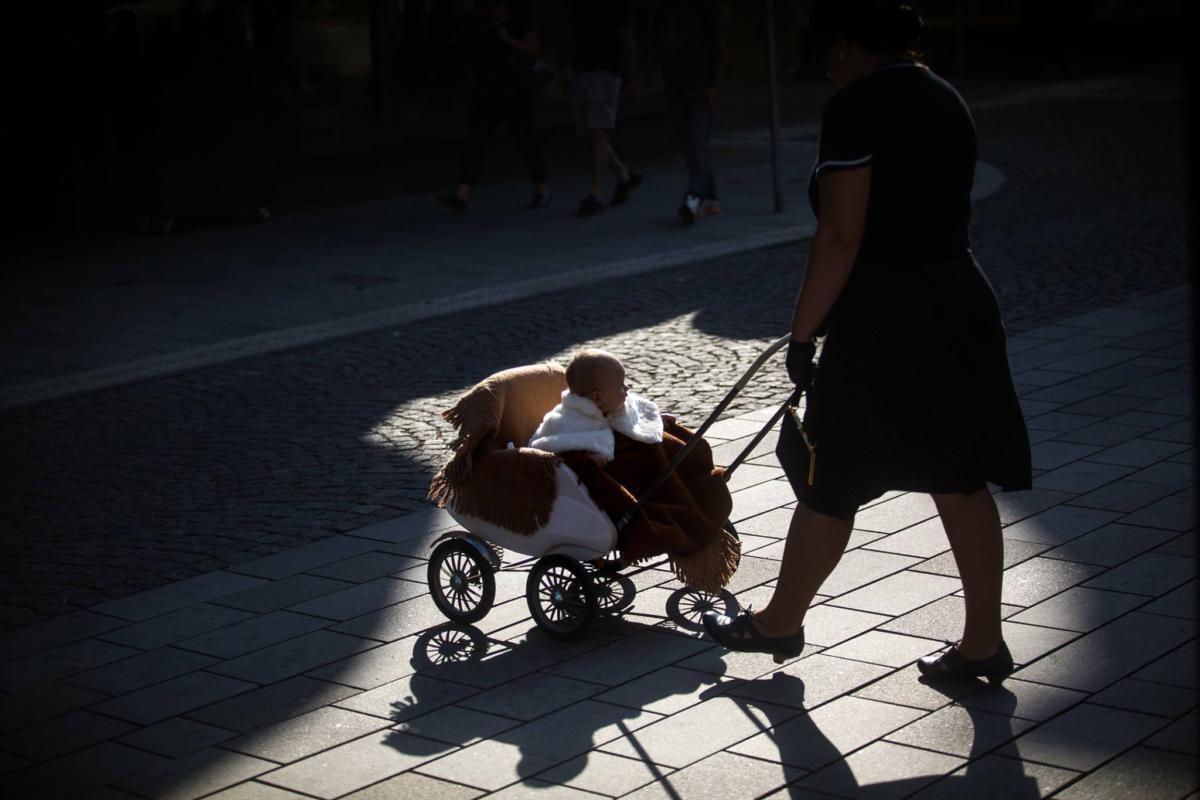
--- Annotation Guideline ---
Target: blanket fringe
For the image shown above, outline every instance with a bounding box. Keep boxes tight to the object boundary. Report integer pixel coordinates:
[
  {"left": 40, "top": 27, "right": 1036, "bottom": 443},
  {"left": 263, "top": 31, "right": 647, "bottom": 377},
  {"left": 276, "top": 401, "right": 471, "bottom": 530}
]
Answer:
[
  {"left": 428, "top": 449, "right": 558, "bottom": 535},
  {"left": 667, "top": 528, "right": 742, "bottom": 595}
]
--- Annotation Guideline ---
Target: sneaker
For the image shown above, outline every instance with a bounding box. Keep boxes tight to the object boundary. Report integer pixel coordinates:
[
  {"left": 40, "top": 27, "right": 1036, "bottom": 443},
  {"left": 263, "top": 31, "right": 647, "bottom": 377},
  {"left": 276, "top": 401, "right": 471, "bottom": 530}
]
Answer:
[
  {"left": 577, "top": 194, "right": 605, "bottom": 217},
  {"left": 436, "top": 190, "right": 467, "bottom": 214},
  {"left": 678, "top": 194, "right": 701, "bottom": 225},
  {"left": 528, "top": 192, "right": 551, "bottom": 210},
  {"left": 697, "top": 199, "right": 722, "bottom": 217},
  {"left": 610, "top": 173, "right": 642, "bottom": 206}
]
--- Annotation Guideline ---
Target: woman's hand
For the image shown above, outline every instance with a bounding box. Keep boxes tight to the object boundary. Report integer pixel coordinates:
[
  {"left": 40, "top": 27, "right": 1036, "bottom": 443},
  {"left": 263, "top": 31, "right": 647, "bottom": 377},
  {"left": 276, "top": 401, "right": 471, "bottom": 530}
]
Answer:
[{"left": 786, "top": 339, "right": 817, "bottom": 392}]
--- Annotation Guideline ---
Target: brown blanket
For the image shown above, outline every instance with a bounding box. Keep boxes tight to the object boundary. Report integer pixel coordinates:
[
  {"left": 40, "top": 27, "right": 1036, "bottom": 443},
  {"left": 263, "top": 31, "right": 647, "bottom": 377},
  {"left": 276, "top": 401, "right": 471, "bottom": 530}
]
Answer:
[{"left": 562, "top": 422, "right": 739, "bottom": 593}]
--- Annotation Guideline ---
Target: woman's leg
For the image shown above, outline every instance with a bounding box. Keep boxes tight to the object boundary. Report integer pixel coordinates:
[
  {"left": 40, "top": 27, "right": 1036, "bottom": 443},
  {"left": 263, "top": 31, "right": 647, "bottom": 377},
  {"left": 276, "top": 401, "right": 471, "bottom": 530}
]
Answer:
[
  {"left": 932, "top": 488, "right": 1005, "bottom": 659},
  {"left": 753, "top": 503, "right": 854, "bottom": 638}
]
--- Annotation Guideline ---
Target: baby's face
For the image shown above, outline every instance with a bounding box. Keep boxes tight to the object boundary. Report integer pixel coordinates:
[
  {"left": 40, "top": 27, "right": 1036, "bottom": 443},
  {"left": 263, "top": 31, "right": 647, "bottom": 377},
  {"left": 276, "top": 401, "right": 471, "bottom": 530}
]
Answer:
[{"left": 592, "top": 365, "right": 629, "bottom": 416}]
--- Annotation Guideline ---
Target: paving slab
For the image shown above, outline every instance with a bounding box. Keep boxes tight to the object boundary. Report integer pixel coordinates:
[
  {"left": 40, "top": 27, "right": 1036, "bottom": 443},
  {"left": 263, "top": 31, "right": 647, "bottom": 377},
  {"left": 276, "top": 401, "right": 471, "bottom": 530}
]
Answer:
[
  {"left": 545, "top": 629, "right": 712, "bottom": 687},
  {"left": 821, "top": 631, "right": 943, "bottom": 668},
  {"left": 0, "top": 637, "right": 142, "bottom": 692},
  {"left": 1008, "top": 587, "right": 1148, "bottom": 632},
  {"left": 206, "top": 630, "right": 377, "bottom": 685},
  {"left": 1002, "top": 621, "right": 1080, "bottom": 666},
  {"left": 594, "top": 665, "right": 736, "bottom": 716},
  {"left": 3, "top": 742, "right": 169, "bottom": 800},
  {"left": 1000, "top": 557, "right": 1105, "bottom": 607},
  {"left": 174, "top": 610, "right": 331, "bottom": 659},
  {"left": 308, "top": 552, "right": 420, "bottom": 583},
  {"left": 227, "top": 535, "right": 395, "bottom": 580},
  {"left": 212, "top": 574, "right": 355, "bottom": 614},
  {"left": 535, "top": 750, "right": 669, "bottom": 797},
  {"left": 0, "top": 709, "right": 136, "bottom": 762},
  {"left": 0, "top": 681, "right": 109, "bottom": 735},
  {"left": 724, "top": 653, "right": 889, "bottom": 712},
  {"left": 1001, "top": 506, "right": 1123, "bottom": 547},
  {"left": 334, "top": 772, "right": 483, "bottom": 800},
  {"left": 853, "top": 493, "right": 940, "bottom": 534},
  {"left": 204, "top": 784, "right": 315, "bottom": 800},
  {"left": 287, "top": 577, "right": 427, "bottom": 621},
  {"left": 1014, "top": 611, "right": 1194, "bottom": 692},
  {"left": 881, "top": 596, "right": 1023, "bottom": 641},
  {"left": 421, "top": 700, "right": 661, "bottom": 790},
  {"left": 186, "top": 675, "right": 360, "bottom": 733},
  {"left": 1090, "top": 677, "right": 1199, "bottom": 718},
  {"left": 459, "top": 672, "right": 603, "bottom": 721},
  {"left": 959, "top": 679, "right": 1088, "bottom": 723},
  {"left": 116, "top": 717, "right": 239, "bottom": 759},
  {"left": 912, "top": 538, "right": 1050, "bottom": 579},
  {"left": 1055, "top": 746, "right": 1199, "bottom": 799},
  {"left": 65, "top": 647, "right": 217, "bottom": 695},
  {"left": 1041, "top": 522, "right": 1179, "bottom": 566},
  {"left": 1134, "top": 640, "right": 1198, "bottom": 689},
  {"left": 97, "top": 605, "right": 256, "bottom": 651},
  {"left": 91, "top": 671, "right": 258, "bottom": 726},
  {"left": 1143, "top": 580, "right": 1198, "bottom": 619},
  {"left": 395, "top": 705, "right": 521, "bottom": 747},
  {"left": 818, "top": 549, "right": 923, "bottom": 598},
  {"left": 224, "top": 706, "right": 392, "bottom": 763},
  {"left": 801, "top": 605, "right": 891, "bottom": 648},
  {"left": 999, "top": 703, "right": 1167, "bottom": 771},
  {"left": 885, "top": 705, "right": 1035, "bottom": 758},
  {"left": 0, "top": 611, "right": 129, "bottom": 664},
  {"left": 1121, "top": 495, "right": 1196, "bottom": 531},
  {"left": 827, "top": 570, "right": 961, "bottom": 616},
  {"left": 261, "top": 729, "right": 453, "bottom": 799},
  {"left": 797, "top": 740, "right": 964, "bottom": 800},
  {"left": 92, "top": 572, "right": 268, "bottom": 622},
  {"left": 1034, "top": 461, "right": 1140, "bottom": 494},
  {"left": 908, "top": 755, "right": 1079, "bottom": 800},
  {"left": 851, "top": 664, "right": 981, "bottom": 712},
  {"left": 731, "top": 695, "right": 926, "bottom": 770},
  {"left": 1083, "top": 552, "right": 1197, "bottom": 596},
  {"left": 115, "top": 748, "right": 275, "bottom": 800},
  {"left": 334, "top": 671, "right": 477, "bottom": 722},
  {"left": 623, "top": 750, "right": 801, "bottom": 800}
]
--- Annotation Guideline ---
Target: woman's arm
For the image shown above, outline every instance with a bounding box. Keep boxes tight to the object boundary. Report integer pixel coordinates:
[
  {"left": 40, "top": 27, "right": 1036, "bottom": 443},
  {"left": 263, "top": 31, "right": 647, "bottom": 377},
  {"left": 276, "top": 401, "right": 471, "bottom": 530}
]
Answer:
[{"left": 790, "top": 166, "right": 871, "bottom": 341}]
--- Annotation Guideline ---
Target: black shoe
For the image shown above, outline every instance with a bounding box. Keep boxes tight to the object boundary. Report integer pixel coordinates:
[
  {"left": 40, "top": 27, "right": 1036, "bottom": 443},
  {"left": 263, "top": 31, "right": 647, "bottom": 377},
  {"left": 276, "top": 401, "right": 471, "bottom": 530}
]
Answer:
[
  {"left": 678, "top": 194, "right": 700, "bottom": 226},
  {"left": 436, "top": 191, "right": 467, "bottom": 214},
  {"left": 610, "top": 173, "right": 642, "bottom": 206},
  {"left": 528, "top": 192, "right": 551, "bottom": 210},
  {"left": 577, "top": 194, "right": 605, "bottom": 217},
  {"left": 701, "top": 609, "right": 805, "bottom": 664},
  {"left": 917, "top": 641, "right": 1014, "bottom": 682}
]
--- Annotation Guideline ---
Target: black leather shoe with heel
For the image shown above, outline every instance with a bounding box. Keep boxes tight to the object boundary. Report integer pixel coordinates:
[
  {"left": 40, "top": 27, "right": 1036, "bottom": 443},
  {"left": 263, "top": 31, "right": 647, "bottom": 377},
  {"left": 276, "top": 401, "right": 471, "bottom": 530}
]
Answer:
[
  {"left": 917, "top": 641, "right": 1014, "bottom": 681},
  {"left": 701, "top": 610, "right": 805, "bottom": 664}
]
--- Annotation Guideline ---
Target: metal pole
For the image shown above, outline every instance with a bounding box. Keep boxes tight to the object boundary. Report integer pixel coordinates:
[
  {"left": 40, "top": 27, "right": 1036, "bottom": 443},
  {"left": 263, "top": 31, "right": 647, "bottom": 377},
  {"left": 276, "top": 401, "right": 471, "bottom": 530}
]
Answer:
[{"left": 765, "top": 0, "right": 784, "bottom": 213}]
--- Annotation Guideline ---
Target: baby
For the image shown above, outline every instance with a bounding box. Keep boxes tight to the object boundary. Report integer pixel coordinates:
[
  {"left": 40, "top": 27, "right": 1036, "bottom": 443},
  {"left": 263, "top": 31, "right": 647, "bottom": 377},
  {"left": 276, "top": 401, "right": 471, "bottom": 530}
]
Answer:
[{"left": 529, "top": 349, "right": 667, "bottom": 463}]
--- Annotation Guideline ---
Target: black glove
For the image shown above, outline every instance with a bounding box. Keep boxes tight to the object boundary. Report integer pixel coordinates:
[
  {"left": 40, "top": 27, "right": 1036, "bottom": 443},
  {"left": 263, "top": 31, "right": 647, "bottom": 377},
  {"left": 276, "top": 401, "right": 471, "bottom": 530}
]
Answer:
[{"left": 786, "top": 338, "right": 817, "bottom": 392}]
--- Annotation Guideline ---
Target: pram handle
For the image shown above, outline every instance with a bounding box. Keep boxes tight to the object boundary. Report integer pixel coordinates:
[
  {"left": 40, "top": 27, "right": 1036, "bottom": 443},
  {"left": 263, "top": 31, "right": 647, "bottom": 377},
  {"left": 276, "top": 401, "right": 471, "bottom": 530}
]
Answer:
[{"left": 616, "top": 334, "right": 801, "bottom": 535}]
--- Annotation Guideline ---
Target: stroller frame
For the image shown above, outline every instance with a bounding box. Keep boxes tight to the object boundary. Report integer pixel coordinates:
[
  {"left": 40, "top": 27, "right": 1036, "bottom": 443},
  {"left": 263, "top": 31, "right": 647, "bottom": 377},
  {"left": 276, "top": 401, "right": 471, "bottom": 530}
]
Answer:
[{"left": 427, "top": 334, "right": 803, "bottom": 638}]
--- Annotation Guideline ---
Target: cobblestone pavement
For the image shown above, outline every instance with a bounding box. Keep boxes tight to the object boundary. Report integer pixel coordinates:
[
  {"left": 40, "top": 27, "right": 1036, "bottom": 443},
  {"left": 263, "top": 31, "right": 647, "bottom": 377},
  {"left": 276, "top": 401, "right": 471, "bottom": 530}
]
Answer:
[{"left": 1, "top": 81, "right": 1187, "bottom": 628}]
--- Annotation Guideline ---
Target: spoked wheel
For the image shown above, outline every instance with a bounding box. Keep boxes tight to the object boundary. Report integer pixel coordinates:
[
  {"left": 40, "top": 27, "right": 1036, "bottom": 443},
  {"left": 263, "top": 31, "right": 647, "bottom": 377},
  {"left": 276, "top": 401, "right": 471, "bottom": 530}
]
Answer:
[
  {"left": 666, "top": 586, "right": 737, "bottom": 632},
  {"left": 428, "top": 539, "right": 496, "bottom": 624},
  {"left": 526, "top": 555, "right": 597, "bottom": 639}
]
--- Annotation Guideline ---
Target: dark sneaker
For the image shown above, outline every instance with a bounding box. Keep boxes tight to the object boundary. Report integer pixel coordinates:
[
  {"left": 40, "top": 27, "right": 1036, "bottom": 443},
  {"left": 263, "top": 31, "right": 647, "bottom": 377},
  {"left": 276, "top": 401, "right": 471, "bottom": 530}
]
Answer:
[
  {"left": 577, "top": 194, "right": 605, "bottom": 217},
  {"left": 528, "top": 192, "right": 551, "bottom": 210},
  {"left": 678, "top": 194, "right": 701, "bottom": 225},
  {"left": 436, "top": 190, "right": 467, "bottom": 214},
  {"left": 610, "top": 173, "right": 642, "bottom": 206}
]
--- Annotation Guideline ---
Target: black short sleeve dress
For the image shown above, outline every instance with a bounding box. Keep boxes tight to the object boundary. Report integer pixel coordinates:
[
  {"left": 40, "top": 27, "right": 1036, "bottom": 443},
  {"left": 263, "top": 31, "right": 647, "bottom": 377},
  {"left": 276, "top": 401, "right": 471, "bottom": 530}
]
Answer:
[{"left": 776, "top": 61, "right": 1032, "bottom": 520}]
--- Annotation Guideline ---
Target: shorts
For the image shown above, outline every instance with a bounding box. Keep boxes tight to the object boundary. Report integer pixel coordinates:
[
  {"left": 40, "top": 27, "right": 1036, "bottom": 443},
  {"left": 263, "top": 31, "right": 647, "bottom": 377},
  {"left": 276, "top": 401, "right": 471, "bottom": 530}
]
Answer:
[{"left": 571, "top": 69, "right": 622, "bottom": 131}]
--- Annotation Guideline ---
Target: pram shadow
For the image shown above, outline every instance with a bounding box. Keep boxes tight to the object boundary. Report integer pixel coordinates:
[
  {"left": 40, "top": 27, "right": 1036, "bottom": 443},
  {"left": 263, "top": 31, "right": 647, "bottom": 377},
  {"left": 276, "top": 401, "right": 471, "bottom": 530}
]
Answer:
[
  {"left": 378, "top": 582, "right": 738, "bottom": 786},
  {"left": 383, "top": 612, "right": 1043, "bottom": 797}
]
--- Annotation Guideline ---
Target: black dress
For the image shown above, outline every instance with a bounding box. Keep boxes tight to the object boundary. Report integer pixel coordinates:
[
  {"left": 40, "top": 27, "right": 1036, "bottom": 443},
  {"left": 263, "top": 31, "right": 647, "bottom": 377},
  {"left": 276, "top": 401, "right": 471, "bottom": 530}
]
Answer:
[{"left": 777, "top": 61, "right": 1032, "bottom": 520}]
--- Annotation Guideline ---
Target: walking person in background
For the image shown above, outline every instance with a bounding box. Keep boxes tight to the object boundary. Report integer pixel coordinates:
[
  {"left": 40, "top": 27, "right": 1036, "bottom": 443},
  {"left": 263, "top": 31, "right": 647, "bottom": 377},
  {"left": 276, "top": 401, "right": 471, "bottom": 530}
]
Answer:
[
  {"left": 437, "top": 0, "right": 549, "bottom": 214},
  {"left": 653, "top": 0, "right": 723, "bottom": 225},
  {"left": 571, "top": 0, "right": 642, "bottom": 217}
]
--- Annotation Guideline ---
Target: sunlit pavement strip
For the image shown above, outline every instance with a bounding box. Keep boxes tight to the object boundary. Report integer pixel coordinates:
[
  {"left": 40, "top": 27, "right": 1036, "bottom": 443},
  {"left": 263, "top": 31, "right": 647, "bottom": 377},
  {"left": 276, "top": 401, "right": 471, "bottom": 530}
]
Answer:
[{"left": 0, "top": 287, "right": 1194, "bottom": 799}]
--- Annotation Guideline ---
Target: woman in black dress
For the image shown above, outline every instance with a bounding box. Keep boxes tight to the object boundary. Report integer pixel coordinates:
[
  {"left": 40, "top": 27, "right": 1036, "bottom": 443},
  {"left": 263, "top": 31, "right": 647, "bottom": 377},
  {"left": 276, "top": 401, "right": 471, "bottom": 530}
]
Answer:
[{"left": 704, "top": 0, "right": 1031, "bottom": 681}]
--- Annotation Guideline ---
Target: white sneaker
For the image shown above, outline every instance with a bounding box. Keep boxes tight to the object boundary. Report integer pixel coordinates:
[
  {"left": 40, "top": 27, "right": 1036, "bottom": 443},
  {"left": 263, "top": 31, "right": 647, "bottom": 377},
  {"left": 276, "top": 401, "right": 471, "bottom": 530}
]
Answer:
[{"left": 678, "top": 194, "right": 702, "bottom": 225}]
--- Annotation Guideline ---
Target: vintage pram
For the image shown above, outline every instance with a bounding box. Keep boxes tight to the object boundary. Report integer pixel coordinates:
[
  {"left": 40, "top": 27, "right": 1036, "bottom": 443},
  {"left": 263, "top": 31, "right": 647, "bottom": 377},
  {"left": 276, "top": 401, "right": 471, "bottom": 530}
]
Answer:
[{"left": 426, "top": 335, "right": 803, "bottom": 638}]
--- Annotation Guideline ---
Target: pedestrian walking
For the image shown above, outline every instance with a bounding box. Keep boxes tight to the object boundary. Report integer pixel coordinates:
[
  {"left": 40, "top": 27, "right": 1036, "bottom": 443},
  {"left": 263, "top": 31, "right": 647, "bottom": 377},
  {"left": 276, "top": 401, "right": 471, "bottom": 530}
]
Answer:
[
  {"left": 437, "top": 0, "right": 549, "bottom": 214},
  {"left": 702, "top": 0, "right": 1032, "bottom": 682},
  {"left": 570, "top": 0, "right": 642, "bottom": 217},
  {"left": 652, "top": 0, "right": 723, "bottom": 225}
]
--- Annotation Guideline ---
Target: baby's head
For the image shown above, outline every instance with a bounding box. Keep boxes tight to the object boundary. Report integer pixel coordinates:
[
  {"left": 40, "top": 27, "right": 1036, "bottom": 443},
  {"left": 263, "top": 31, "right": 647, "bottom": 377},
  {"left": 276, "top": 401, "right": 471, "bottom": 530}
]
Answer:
[{"left": 566, "top": 349, "right": 628, "bottom": 415}]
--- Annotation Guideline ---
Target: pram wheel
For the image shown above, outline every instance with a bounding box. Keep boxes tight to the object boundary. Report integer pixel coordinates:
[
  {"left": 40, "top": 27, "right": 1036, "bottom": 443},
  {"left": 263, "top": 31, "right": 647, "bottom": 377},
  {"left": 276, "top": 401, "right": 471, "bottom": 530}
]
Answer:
[
  {"left": 526, "top": 555, "right": 597, "bottom": 639},
  {"left": 428, "top": 539, "right": 496, "bottom": 624}
]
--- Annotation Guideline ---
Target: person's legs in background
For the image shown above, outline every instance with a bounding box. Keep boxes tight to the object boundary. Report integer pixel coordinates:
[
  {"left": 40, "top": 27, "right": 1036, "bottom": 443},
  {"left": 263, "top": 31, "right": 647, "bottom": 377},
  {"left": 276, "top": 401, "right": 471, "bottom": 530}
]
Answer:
[
  {"left": 441, "top": 94, "right": 500, "bottom": 211},
  {"left": 688, "top": 92, "right": 719, "bottom": 215},
  {"left": 506, "top": 88, "right": 550, "bottom": 208}
]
